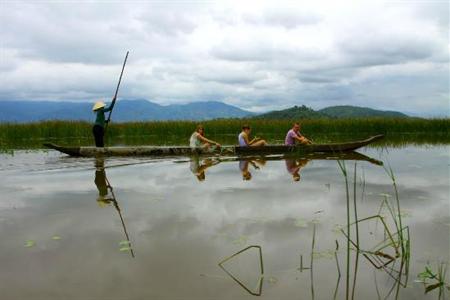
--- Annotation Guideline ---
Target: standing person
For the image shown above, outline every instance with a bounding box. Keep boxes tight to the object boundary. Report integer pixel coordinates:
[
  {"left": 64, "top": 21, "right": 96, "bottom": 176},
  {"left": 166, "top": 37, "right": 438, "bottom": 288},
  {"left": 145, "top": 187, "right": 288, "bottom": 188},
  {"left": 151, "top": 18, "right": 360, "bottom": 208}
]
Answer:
[
  {"left": 92, "top": 98, "right": 115, "bottom": 147},
  {"left": 238, "top": 125, "right": 267, "bottom": 147},
  {"left": 285, "top": 122, "right": 312, "bottom": 146},
  {"left": 189, "top": 124, "right": 221, "bottom": 150}
]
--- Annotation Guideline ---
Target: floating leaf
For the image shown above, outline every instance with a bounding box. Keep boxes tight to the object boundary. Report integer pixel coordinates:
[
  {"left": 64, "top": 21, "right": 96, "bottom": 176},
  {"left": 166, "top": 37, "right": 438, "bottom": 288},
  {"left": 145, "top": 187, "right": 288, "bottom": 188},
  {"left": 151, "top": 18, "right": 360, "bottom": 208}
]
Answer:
[
  {"left": 119, "top": 240, "right": 131, "bottom": 246},
  {"left": 267, "top": 276, "right": 278, "bottom": 284},
  {"left": 425, "top": 282, "right": 443, "bottom": 294},
  {"left": 379, "top": 193, "right": 392, "bottom": 198},
  {"left": 232, "top": 236, "right": 248, "bottom": 246},
  {"left": 312, "top": 250, "right": 335, "bottom": 259},
  {"left": 51, "top": 236, "right": 61, "bottom": 240},
  {"left": 24, "top": 240, "right": 35, "bottom": 248},
  {"left": 332, "top": 224, "right": 344, "bottom": 233},
  {"left": 119, "top": 246, "right": 132, "bottom": 252},
  {"left": 399, "top": 210, "right": 412, "bottom": 218},
  {"left": 294, "top": 219, "right": 308, "bottom": 228}
]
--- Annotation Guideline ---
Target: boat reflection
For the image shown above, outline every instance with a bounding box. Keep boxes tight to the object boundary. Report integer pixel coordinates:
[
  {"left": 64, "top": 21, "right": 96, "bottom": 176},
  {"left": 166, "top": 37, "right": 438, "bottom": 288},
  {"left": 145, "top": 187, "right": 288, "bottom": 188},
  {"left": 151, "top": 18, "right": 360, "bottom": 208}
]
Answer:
[
  {"left": 94, "top": 157, "right": 135, "bottom": 258},
  {"left": 189, "top": 151, "right": 383, "bottom": 181}
]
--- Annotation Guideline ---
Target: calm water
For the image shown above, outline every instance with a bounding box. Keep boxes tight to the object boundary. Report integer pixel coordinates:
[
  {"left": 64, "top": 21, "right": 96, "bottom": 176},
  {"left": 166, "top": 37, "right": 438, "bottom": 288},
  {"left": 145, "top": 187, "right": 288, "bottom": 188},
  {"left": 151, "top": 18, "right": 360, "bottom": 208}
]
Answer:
[{"left": 0, "top": 146, "right": 448, "bottom": 299}]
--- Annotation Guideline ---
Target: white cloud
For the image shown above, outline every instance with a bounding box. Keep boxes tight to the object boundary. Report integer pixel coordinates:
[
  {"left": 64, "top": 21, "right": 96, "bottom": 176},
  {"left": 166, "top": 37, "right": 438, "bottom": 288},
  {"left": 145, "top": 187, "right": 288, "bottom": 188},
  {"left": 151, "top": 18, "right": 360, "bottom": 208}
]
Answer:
[{"left": 0, "top": 0, "right": 448, "bottom": 116}]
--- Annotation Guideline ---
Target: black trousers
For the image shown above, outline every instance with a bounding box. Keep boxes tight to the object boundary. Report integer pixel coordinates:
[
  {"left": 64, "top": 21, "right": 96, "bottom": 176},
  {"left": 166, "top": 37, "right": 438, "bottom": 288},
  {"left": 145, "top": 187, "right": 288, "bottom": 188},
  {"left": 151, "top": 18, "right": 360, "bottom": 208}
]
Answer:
[{"left": 93, "top": 125, "right": 104, "bottom": 147}]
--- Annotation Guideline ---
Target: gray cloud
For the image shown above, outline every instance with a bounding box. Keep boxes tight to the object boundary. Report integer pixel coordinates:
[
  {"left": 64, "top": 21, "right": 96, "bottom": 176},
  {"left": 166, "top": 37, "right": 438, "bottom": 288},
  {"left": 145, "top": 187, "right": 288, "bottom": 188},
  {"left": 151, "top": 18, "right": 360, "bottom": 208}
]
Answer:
[
  {"left": 0, "top": 1, "right": 448, "bottom": 116},
  {"left": 243, "top": 8, "right": 322, "bottom": 29}
]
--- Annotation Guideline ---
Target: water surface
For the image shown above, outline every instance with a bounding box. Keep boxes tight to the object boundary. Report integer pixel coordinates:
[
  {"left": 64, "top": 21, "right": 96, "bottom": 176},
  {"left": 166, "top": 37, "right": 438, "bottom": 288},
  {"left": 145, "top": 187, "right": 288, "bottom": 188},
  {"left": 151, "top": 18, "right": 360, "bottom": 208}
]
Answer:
[{"left": 0, "top": 145, "right": 448, "bottom": 299}]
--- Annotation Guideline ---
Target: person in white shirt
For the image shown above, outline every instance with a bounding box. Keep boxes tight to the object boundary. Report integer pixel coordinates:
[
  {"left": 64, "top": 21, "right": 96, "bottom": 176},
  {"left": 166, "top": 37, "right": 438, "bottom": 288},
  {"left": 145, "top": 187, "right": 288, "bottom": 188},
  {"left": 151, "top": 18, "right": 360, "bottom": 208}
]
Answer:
[{"left": 189, "top": 124, "right": 221, "bottom": 149}]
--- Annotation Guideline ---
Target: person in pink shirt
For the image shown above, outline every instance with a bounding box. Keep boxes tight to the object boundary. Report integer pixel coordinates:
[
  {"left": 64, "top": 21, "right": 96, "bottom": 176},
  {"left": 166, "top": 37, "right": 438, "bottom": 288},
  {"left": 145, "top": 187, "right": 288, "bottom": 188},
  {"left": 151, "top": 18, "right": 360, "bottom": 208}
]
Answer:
[{"left": 284, "top": 122, "right": 312, "bottom": 145}]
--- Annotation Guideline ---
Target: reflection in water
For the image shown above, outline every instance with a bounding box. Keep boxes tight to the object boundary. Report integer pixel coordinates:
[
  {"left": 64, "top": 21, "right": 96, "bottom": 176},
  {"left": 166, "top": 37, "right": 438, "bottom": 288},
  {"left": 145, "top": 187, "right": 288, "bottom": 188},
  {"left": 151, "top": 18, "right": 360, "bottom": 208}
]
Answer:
[
  {"left": 285, "top": 158, "right": 309, "bottom": 182},
  {"left": 2, "top": 146, "right": 447, "bottom": 299},
  {"left": 94, "top": 158, "right": 135, "bottom": 258},
  {"left": 189, "top": 156, "right": 220, "bottom": 181},
  {"left": 218, "top": 245, "right": 264, "bottom": 296},
  {"left": 239, "top": 159, "right": 266, "bottom": 181},
  {"left": 295, "top": 162, "right": 412, "bottom": 300},
  {"left": 188, "top": 151, "right": 382, "bottom": 182}
]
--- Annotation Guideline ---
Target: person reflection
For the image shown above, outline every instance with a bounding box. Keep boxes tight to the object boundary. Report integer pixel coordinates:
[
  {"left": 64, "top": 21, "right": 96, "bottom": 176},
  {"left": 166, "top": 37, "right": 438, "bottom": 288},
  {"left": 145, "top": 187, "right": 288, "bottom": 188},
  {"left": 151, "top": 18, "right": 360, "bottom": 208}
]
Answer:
[
  {"left": 285, "top": 158, "right": 309, "bottom": 182},
  {"left": 239, "top": 158, "right": 266, "bottom": 181},
  {"left": 93, "top": 158, "right": 135, "bottom": 257},
  {"left": 190, "top": 156, "right": 220, "bottom": 181},
  {"left": 94, "top": 158, "right": 113, "bottom": 206}
]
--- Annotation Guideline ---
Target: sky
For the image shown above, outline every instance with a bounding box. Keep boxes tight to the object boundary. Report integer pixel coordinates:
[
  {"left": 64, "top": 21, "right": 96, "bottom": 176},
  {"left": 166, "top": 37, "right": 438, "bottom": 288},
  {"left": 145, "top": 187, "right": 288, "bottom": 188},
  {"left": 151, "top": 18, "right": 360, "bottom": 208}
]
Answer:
[{"left": 0, "top": 0, "right": 449, "bottom": 116}]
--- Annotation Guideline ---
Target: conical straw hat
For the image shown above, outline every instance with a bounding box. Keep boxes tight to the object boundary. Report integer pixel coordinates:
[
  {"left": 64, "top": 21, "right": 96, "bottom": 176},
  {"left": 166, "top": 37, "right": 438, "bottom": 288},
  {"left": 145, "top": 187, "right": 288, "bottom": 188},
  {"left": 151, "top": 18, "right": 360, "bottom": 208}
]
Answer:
[{"left": 92, "top": 101, "right": 106, "bottom": 111}]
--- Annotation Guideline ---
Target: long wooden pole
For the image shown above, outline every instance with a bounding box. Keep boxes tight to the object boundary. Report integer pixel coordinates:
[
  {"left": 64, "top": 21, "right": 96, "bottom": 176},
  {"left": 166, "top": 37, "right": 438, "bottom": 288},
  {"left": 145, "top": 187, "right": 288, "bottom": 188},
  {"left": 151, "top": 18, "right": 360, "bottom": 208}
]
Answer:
[
  {"left": 105, "top": 176, "right": 135, "bottom": 258},
  {"left": 104, "top": 51, "right": 129, "bottom": 133}
]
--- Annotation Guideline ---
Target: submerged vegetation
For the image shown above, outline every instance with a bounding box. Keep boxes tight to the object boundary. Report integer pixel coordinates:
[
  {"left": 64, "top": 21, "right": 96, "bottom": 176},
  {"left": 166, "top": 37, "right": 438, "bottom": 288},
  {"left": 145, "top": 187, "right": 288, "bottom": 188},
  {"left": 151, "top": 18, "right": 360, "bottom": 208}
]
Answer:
[
  {"left": 295, "top": 161, "right": 417, "bottom": 299},
  {"left": 0, "top": 118, "right": 449, "bottom": 149}
]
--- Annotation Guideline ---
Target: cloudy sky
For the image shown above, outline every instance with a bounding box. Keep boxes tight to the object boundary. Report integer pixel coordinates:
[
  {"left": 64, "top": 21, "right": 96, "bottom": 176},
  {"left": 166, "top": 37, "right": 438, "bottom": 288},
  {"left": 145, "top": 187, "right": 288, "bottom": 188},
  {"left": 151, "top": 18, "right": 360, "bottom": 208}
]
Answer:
[{"left": 1, "top": 0, "right": 448, "bottom": 116}]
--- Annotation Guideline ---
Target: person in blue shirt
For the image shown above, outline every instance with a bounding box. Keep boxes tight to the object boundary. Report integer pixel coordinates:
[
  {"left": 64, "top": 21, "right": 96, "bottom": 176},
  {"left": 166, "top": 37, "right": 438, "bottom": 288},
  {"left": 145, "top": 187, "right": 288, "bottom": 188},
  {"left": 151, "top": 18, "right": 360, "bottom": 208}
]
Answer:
[{"left": 92, "top": 98, "right": 115, "bottom": 147}]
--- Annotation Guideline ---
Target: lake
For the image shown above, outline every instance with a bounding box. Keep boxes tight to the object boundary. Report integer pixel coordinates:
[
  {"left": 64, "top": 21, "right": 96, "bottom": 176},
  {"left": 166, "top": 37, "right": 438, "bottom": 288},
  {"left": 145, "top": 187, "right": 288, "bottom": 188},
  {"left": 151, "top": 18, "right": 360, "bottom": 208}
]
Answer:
[{"left": 0, "top": 145, "right": 448, "bottom": 299}]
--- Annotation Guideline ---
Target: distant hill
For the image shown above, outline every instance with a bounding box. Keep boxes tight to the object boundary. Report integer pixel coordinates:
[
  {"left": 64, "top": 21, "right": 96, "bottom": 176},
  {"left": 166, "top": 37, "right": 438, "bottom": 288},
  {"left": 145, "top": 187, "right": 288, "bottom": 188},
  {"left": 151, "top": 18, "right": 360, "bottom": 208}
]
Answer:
[
  {"left": 0, "top": 100, "right": 254, "bottom": 122},
  {"left": 254, "top": 105, "right": 327, "bottom": 119},
  {"left": 253, "top": 105, "right": 408, "bottom": 119},
  {"left": 0, "top": 100, "right": 409, "bottom": 122},
  {"left": 318, "top": 105, "right": 408, "bottom": 118}
]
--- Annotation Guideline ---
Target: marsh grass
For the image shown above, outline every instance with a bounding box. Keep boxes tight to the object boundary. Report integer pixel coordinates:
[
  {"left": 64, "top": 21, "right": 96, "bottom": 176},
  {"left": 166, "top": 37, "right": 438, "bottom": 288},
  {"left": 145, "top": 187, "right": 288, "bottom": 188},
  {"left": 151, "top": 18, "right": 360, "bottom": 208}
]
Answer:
[
  {"left": 417, "top": 263, "right": 450, "bottom": 298},
  {"left": 336, "top": 160, "right": 411, "bottom": 299},
  {"left": 0, "top": 118, "right": 449, "bottom": 149}
]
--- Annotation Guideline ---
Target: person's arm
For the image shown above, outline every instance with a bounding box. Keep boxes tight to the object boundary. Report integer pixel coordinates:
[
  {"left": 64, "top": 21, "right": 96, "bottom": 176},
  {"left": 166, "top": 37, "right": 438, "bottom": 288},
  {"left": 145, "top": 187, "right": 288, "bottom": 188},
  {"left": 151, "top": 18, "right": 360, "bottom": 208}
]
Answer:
[
  {"left": 294, "top": 133, "right": 311, "bottom": 144},
  {"left": 103, "top": 97, "right": 117, "bottom": 113},
  {"left": 249, "top": 160, "right": 260, "bottom": 169},
  {"left": 248, "top": 136, "right": 261, "bottom": 145},
  {"left": 197, "top": 134, "right": 221, "bottom": 147}
]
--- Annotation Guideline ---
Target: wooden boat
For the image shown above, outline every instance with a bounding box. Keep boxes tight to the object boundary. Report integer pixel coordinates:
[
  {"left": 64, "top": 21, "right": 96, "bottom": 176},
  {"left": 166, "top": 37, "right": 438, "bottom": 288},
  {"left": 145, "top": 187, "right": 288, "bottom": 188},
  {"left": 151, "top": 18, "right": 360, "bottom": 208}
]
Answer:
[{"left": 43, "top": 134, "right": 384, "bottom": 157}]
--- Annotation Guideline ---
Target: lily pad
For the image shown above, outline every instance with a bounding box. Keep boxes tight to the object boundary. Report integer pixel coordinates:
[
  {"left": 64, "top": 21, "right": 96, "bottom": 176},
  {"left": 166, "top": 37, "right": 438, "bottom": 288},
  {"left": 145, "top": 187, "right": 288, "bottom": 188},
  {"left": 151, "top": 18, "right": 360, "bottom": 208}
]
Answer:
[
  {"left": 294, "top": 219, "right": 308, "bottom": 228},
  {"left": 24, "top": 240, "right": 35, "bottom": 248},
  {"left": 232, "top": 236, "right": 248, "bottom": 246},
  {"left": 379, "top": 193, "right": 392, "bottom": 198}
]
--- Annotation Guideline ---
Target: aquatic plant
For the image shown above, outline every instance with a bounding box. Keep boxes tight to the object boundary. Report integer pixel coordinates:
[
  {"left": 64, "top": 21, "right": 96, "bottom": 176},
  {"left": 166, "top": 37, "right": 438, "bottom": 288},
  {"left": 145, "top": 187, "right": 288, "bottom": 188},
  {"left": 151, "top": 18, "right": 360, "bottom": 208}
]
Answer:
[
  {"left": 417, "top": 263, "right": 450, "bottom": 298},
  {"left": 0, "top": 118, "right": 449, "bottom": 149}
]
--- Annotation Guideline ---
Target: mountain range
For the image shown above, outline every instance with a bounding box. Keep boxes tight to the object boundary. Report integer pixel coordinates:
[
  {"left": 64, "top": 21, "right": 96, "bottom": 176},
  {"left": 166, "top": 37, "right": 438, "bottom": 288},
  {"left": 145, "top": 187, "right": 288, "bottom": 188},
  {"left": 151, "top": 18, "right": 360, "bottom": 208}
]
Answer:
[
  {"left": 0, "top": 100, "right": 408, "bottom": 122},
  {"left": 0, "top": 100, "right": 253, "bottom": 122}
]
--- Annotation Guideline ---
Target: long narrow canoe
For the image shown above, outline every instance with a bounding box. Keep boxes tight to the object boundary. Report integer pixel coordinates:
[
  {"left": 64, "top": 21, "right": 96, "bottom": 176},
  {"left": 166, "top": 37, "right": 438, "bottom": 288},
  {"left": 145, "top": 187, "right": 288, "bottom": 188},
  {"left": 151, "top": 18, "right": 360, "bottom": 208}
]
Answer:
[{"left": 44, "top": 134, "right": 384, "bottom": 157}]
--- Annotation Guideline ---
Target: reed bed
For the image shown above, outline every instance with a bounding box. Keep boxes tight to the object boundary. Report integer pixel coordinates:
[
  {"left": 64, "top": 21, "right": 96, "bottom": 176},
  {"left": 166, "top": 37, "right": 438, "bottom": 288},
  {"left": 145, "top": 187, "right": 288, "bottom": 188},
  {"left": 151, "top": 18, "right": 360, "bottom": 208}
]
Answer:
[{"left": 0, "top": 118, "right": 449, "bottom": 149}]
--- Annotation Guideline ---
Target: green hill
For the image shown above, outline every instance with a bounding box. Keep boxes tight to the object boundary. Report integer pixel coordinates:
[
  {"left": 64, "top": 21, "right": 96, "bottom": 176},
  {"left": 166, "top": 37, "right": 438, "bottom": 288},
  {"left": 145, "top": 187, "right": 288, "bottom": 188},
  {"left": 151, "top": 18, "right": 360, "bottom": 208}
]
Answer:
[
  {"left": 254, "top": 105, "right": 327, "bottom": 119},
  {"left": 253, "top": 104, "right": 408, "bottom": 119},
  {"left": 319, "top": 105, "right": 408, "bottom": 118}
]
